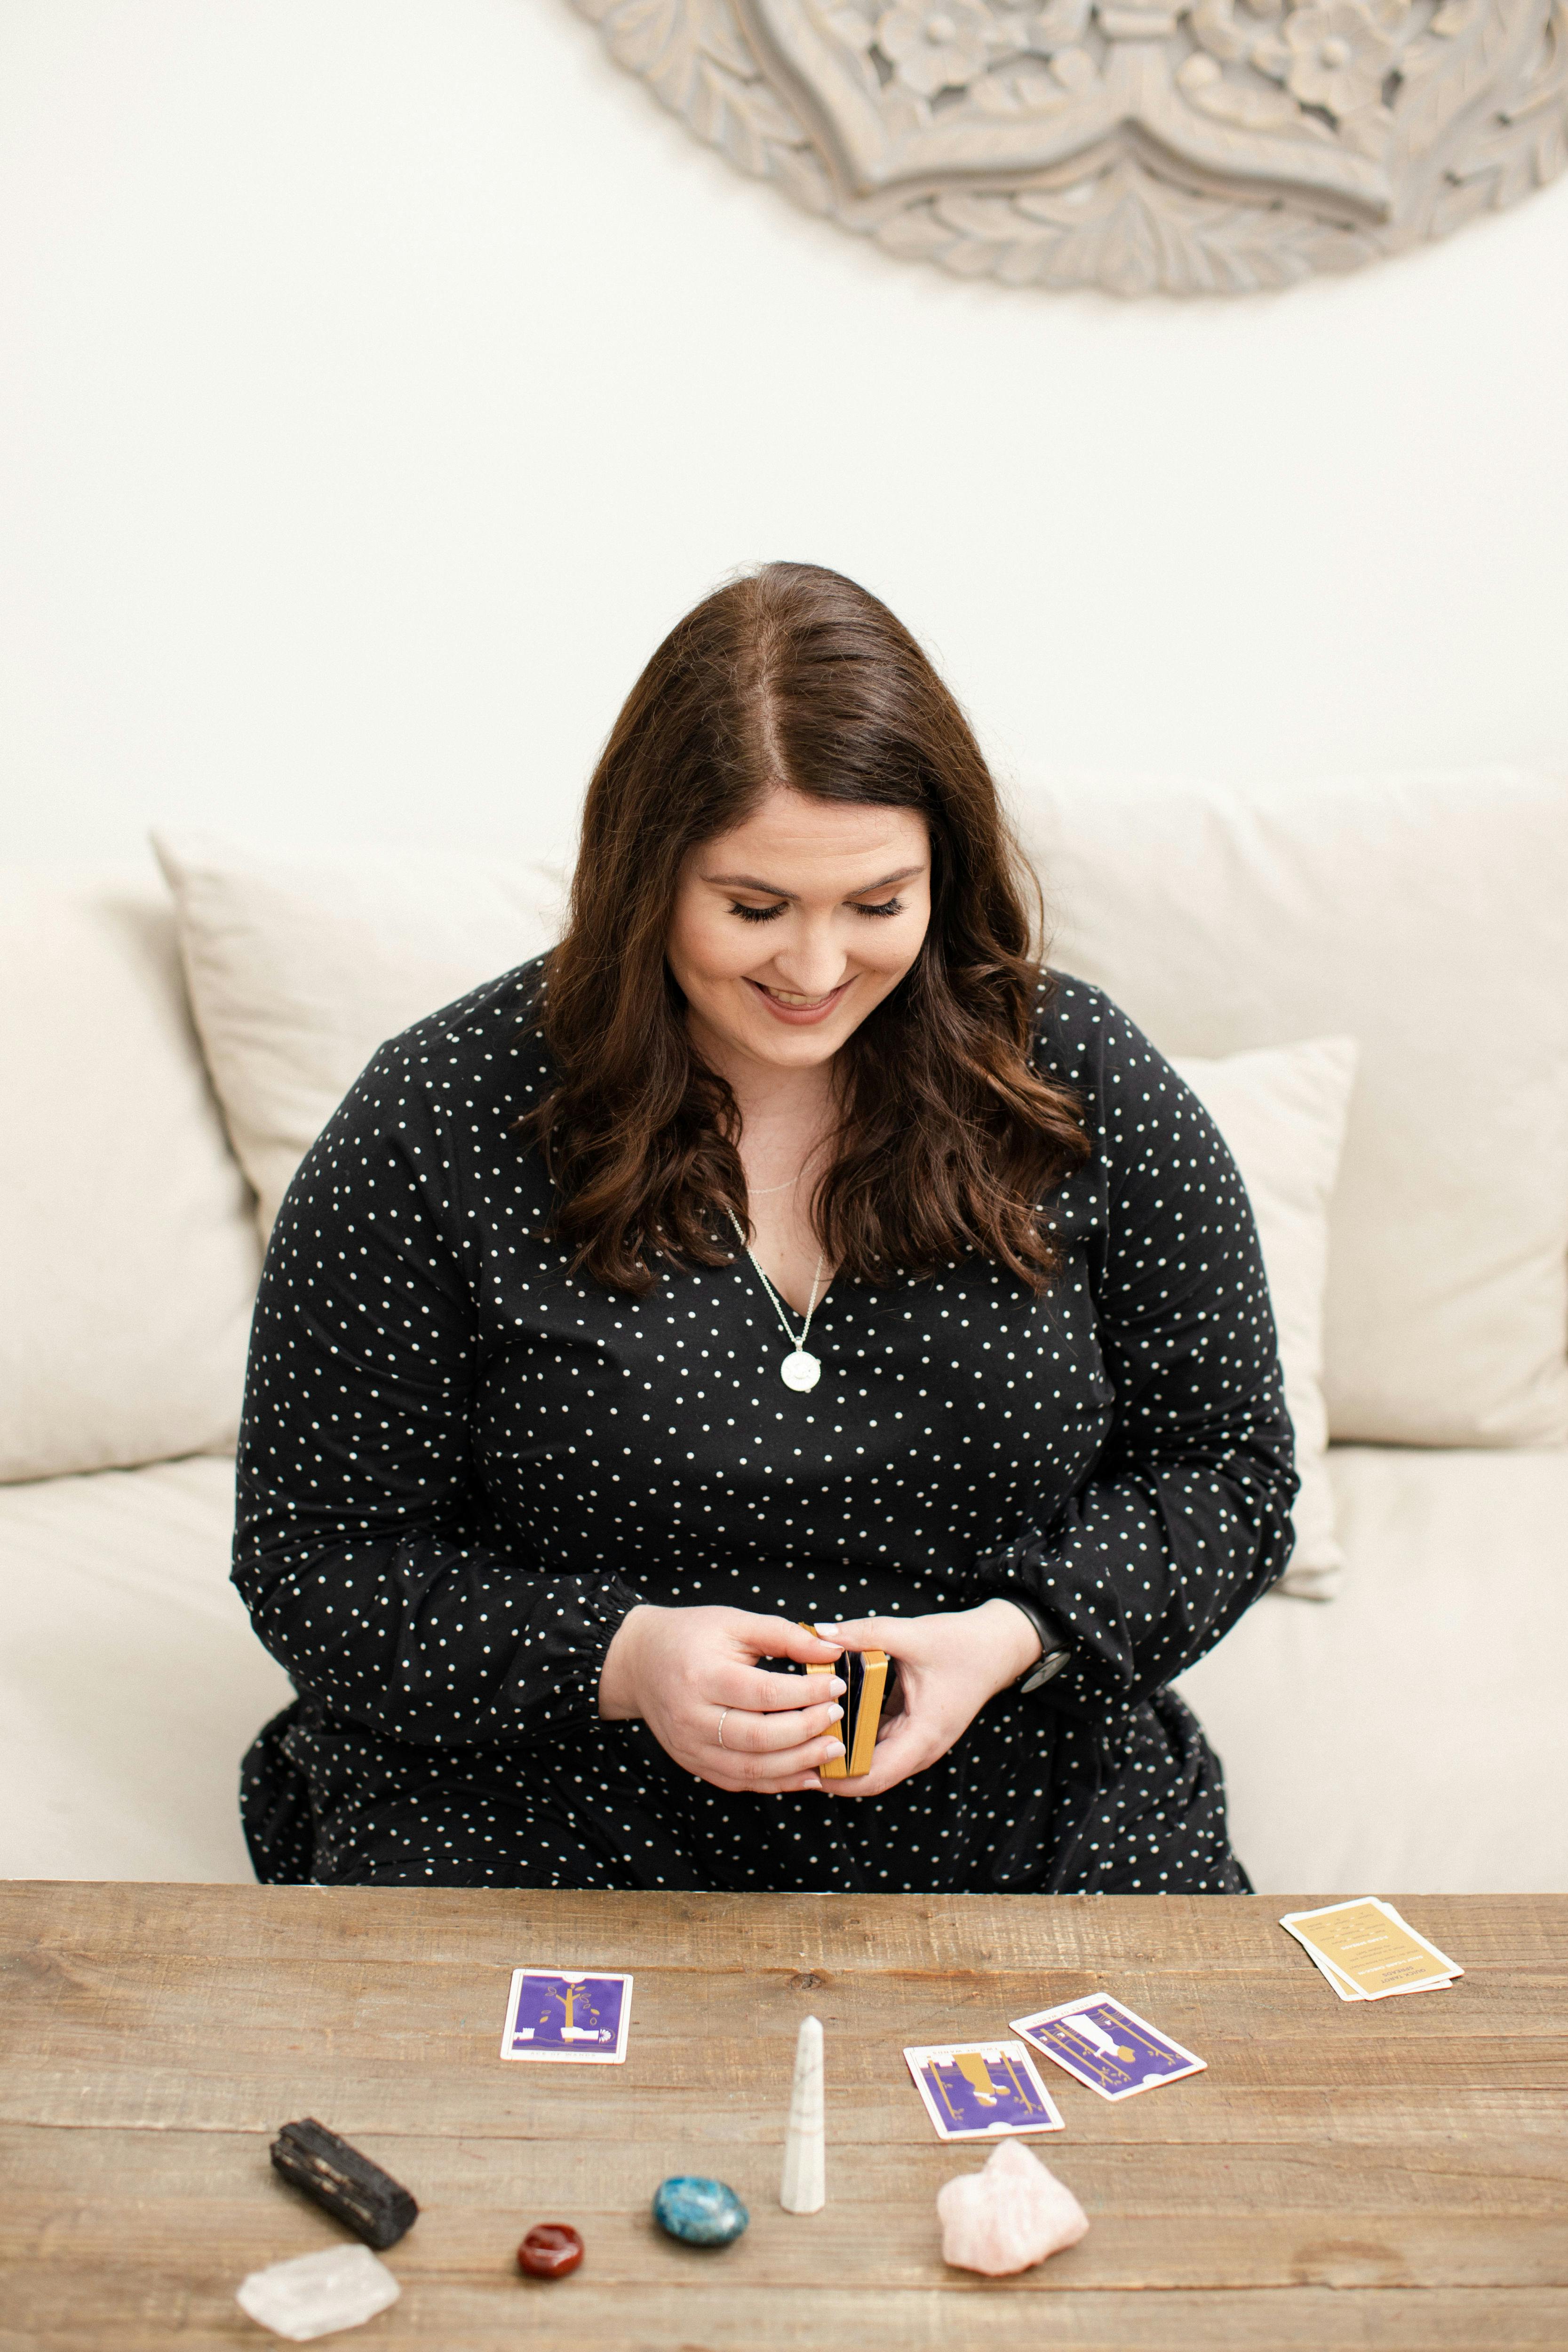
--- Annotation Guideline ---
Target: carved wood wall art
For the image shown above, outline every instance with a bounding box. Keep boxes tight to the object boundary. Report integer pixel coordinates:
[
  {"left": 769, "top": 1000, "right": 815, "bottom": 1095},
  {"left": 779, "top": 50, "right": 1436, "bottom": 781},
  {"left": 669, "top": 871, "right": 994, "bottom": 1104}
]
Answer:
[{"left": 572, "top": 0, "right": 1568, "bottom": 293}]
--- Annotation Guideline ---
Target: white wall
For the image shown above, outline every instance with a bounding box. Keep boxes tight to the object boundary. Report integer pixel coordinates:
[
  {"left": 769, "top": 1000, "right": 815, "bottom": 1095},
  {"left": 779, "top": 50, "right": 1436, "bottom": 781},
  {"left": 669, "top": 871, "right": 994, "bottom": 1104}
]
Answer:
[{"left": 1, "top": 0, "right": 1565, "bottom": 873}]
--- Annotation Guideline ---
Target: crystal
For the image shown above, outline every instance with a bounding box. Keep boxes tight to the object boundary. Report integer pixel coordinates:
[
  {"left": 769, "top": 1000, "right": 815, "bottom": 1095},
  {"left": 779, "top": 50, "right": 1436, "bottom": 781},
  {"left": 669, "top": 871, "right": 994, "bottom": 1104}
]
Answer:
[
  {"left": 517, "top": 2223, "right": 584, "bottom": 2278},
  {"left": 234, "top": 2244, "right": 401, "bottom": 2341},
  {"left": 652, "top": 2176, "right": 749, "bottom": 2245},
  {"left": 936, "top": 2138, "right": 1090, "bottom": 2276},
  {"left": 779, "top": 2014, "right": 825, "bottom": 2214},
  {"left": 269, "top": 2118, "right": 418, "bottom": 2250}
]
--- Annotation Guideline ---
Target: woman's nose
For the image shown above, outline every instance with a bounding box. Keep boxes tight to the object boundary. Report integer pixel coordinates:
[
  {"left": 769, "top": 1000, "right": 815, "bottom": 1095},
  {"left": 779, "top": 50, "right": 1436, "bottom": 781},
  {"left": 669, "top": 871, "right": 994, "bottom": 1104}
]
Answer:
[{"left": 767, "top": 924, "right": 849, "bottom": 995}]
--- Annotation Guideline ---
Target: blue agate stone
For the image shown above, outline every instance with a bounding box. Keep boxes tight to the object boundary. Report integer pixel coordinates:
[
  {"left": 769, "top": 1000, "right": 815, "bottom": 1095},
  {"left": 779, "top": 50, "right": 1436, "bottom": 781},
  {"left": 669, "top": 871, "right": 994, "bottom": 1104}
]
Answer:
[{"left": 652, "top": 2176, "right": 749, "bottom": 2247}]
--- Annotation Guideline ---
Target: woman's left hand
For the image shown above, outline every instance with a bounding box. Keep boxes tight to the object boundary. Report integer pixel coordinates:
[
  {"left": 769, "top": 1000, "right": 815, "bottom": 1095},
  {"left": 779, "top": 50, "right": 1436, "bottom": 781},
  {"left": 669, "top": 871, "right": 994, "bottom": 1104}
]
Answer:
[{"left": 815, "top": 1598, "right": 1043, "bottom": 1798}]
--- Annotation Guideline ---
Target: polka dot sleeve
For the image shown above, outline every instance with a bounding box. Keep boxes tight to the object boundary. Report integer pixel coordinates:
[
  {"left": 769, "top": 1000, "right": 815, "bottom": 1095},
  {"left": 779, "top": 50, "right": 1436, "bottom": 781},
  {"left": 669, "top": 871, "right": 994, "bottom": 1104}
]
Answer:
[
  {"left": 978, "top": 983, "right": 1299, "bottom": 1717},
  {"left": 231, "top": 1025, "right": 642, "bottom": 1748}
]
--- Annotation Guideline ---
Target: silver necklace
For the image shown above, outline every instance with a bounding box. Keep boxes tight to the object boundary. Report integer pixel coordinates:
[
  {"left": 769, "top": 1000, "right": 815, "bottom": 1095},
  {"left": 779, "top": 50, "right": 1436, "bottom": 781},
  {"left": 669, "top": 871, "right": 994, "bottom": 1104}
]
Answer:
[{"left": 727, "top": 1211, "right": 828, "bottom": 1393}]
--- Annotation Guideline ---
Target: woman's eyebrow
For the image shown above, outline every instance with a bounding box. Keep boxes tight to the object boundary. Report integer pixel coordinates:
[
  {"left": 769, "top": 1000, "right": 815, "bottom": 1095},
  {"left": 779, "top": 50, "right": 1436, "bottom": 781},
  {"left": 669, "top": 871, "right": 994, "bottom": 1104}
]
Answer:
[{"left": 701, "top": 864, "right": 926, "bottom": 897}]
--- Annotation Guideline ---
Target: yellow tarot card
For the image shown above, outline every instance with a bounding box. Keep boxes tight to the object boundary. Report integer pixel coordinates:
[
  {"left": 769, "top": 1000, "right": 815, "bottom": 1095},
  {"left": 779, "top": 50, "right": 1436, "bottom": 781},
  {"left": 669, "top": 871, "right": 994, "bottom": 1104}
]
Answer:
[{"left": 1280, "top": 1899, "right": 1462, "bottom": 2001}]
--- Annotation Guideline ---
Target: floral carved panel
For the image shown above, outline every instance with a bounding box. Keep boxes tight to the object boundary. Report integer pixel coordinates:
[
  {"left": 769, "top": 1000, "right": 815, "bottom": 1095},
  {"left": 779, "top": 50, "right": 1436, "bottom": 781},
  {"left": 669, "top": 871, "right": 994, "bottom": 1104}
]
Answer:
[{"left": 572, "top": 0, "right": 1568, "bottom": 292}]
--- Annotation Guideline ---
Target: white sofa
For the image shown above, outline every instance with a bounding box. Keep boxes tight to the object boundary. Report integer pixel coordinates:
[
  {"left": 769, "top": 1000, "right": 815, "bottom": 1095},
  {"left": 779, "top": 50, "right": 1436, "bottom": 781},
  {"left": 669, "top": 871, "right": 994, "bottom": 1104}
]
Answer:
[{"left": 4, "top": 769, "right": 1566, "bottom": 1892}]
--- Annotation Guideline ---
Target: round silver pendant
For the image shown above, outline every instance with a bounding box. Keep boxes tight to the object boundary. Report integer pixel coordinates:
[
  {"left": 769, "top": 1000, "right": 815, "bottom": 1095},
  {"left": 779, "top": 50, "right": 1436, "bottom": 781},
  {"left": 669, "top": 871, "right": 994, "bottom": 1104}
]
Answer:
[{"left": 780, "top": 1349, "right": 821, "bottom": 1393}]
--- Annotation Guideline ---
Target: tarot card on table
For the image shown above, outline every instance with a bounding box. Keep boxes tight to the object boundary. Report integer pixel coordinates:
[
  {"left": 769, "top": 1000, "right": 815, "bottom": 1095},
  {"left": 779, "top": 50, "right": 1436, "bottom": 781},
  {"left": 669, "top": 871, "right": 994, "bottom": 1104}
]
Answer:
[
  {"left": 903, "top": 2041, "right": 1064, "bottom": 2140},
  {"left": 500, "top": 1968, "right": 633, "bottom": 2063},
  {"left": 1010, "top": 1994, "right": 1206, "bottom": 2101},
  {"left": 1279, "top": 1899, "right": 1462, "bottom": 2002}
]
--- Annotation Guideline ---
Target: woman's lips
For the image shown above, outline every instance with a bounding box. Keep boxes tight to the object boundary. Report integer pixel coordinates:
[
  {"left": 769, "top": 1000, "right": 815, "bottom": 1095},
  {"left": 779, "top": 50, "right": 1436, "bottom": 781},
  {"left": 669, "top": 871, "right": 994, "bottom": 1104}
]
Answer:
[{"left": 748, "top": 977, "right": 852, "bottom": 1026}]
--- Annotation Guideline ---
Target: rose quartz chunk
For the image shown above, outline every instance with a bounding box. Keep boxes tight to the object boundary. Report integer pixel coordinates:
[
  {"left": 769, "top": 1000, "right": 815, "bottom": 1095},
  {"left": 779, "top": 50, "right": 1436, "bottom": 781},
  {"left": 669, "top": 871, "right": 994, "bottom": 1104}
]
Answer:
[{"left": 936, "top": 2139, "right": 1090, "bottom": 2276}]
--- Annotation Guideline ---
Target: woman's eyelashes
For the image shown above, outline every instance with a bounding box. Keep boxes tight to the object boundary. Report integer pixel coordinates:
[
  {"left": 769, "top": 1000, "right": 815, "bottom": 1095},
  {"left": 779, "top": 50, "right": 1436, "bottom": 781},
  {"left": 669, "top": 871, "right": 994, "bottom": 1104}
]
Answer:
[{"left": 727, "top": 897, "right": 903, "bottom": 924}]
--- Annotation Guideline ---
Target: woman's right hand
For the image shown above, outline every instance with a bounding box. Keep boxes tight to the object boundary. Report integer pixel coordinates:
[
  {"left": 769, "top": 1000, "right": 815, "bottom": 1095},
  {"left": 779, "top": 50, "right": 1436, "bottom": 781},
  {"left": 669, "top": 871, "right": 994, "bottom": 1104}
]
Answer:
[{"left": 597, "top": 1605, "right": 846, "bottom": 1793}]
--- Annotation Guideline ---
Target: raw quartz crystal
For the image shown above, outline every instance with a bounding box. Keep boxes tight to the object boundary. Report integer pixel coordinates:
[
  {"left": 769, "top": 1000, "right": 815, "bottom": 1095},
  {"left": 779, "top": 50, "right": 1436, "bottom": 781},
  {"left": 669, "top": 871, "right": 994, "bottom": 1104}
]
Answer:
[
  {"left": 235, "top": 2244, "right": 400, "bottom": 2341},
  {"left": 936, "top": 2138, "right": 1090, "bottom": 2276}
]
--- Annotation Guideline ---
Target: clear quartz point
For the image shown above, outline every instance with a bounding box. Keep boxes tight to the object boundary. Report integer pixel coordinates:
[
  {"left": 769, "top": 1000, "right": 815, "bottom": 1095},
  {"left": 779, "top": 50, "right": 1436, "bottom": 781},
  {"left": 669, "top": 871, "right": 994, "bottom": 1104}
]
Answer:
[
  {"left": 780, "top": 2014, "right": 826, "bottom": 2213},
  {"left": 781, "top": 1350, "right": 821, "bottom": 1392}
]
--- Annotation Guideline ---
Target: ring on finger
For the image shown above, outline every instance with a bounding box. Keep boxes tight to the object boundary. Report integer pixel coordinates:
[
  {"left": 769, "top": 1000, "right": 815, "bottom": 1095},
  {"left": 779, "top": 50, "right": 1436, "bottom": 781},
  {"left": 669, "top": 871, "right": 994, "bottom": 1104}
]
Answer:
[{"left": 716, "top": 1707, "right": 730, "bottom": 1750}]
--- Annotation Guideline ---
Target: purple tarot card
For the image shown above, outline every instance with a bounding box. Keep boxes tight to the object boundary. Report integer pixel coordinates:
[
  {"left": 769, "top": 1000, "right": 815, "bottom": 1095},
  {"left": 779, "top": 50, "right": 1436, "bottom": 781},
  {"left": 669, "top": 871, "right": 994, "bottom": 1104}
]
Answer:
[
  {"left": 1010, "top": 1994, "right": 1205, "bottom": 2101},
  {"left": 902, "top": 2041, "right": 1065, "bottom": 2141},
  {"left": 499, "top": 1967, "right": 633, "bottom": 2065}
]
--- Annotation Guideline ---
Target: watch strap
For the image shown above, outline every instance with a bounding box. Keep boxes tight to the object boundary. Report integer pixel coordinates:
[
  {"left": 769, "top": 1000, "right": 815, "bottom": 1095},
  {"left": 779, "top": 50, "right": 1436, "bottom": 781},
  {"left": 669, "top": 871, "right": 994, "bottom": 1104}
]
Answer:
[{"left": 994, "top": 1594, "right": 1071, "bottom": 1692}]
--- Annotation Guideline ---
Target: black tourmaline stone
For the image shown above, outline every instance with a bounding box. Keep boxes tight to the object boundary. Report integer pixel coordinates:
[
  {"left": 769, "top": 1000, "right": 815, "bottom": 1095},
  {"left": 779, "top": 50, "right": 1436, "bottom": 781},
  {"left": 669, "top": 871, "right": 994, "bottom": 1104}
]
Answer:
[{"left": 270, "top": 2118, "right": 419, "bottom": 2249}]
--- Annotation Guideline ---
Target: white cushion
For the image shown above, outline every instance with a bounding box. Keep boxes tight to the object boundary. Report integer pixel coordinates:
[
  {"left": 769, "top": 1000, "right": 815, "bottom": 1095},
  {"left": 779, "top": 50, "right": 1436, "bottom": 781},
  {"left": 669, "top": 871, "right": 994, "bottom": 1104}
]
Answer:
[
  {"left": 0, "top": 875, "right": 261, "bottom": 1483},
  {"left": 1177, "top": 1444, "right": 1568, "bottom": 1894},
  {"left": 1018, "top": 769, "right": 1568, "bottom": 1447},
  {"left": 151, "top": 832, "right": 565, "bottom": 1240},
  {"left": 0, "top": 1455, "right": 292, "bottom": 1879},
  {"left": 1173, "top": 1038, "right": 1358, "bottom": 1600}
]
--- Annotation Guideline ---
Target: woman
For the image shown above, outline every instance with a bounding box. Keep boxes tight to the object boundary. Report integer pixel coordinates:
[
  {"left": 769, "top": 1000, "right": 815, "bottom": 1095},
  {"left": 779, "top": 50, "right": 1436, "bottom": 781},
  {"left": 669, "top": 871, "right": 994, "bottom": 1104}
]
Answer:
[{"left": 235, "top": 562, "right": 1295, "bottom": 1894}]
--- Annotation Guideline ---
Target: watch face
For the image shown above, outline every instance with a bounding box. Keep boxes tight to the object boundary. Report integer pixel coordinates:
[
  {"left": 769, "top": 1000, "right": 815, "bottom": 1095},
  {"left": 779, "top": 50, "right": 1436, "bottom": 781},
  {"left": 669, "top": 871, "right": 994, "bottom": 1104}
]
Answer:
[{"left": 1021, "top": 1649, "right": 1068, "bottom": 1692}]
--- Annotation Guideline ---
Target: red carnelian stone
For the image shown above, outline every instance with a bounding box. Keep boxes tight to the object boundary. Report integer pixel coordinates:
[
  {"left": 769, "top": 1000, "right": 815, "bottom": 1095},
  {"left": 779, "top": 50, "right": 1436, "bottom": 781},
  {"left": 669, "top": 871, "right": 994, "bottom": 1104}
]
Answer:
[{"left": 518, "top": 2223, "right": 584, "bottom": 2279}]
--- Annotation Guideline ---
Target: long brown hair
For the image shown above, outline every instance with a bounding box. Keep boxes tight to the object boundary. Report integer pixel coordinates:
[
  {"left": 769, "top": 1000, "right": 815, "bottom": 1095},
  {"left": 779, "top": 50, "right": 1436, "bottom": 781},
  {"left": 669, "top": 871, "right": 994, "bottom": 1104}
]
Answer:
[{"left": 527, "top": 562, "right": 1089, "bottom": 1296}]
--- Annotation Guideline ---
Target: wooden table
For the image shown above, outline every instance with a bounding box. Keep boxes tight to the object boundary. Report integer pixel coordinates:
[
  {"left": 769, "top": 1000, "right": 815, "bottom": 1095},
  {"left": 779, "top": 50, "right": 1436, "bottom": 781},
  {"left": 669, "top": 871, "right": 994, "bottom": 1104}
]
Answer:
[{"left": 2, "top": 1885, "right": 1565, "bottom": 2349}]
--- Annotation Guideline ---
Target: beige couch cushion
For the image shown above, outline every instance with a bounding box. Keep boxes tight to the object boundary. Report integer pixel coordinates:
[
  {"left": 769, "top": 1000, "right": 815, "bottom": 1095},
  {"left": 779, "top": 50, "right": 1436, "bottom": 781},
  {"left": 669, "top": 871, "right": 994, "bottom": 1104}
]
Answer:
[
  {"left": 1178, "top": 1444, "right": 1568, "bottom": 1894},
  {"left": 0, "top": 1456, "right": 291, "bottom": 1879},
  {"left": 0, "top": 875, "right": 261, "bottom": 1483},
  {"left": 1175, "top": 1038, "right": 1358, "bottom": 1600},
  {"left": 1017, "top": 768, "right": 1568, "bottom": 1448},
  {"left": 152, "top": 833, "right": 565, "bottom": 1240}
]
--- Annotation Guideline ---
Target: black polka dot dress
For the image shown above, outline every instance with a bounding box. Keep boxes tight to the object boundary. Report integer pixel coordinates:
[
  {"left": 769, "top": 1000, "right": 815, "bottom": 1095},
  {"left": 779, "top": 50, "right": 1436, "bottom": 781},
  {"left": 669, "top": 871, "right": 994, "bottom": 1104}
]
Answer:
[{"left": 233, "top": 967, "right": 1296, "bottom": 1895}]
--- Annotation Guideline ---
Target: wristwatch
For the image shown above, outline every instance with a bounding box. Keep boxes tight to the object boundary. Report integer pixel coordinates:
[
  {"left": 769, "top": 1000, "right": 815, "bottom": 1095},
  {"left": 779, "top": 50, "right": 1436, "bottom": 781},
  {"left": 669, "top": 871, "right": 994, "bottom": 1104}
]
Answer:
[{"left": 996, "top": 1595, "right": 1071, "bottom": 1693}]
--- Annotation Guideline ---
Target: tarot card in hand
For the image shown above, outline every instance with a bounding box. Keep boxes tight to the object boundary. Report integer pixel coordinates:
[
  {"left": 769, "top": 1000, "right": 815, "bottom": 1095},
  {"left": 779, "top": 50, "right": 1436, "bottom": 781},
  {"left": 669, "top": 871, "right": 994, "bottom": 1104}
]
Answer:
[
  {"left": 801, "top": 1622, "right": 888, "bottom": 1780},
  {"left": 1011, "top": 1994, "right": 1206, "bottom": 2101},
  {"left": 1279, "top": 1899, "right": 1462, "bottom": 2002},
  {"left": 903, "top": 2041, "right": 1065, "bottom": 2140},
  {"left": 499, "top": 1968, "right": 633, "bottom": 2063}
]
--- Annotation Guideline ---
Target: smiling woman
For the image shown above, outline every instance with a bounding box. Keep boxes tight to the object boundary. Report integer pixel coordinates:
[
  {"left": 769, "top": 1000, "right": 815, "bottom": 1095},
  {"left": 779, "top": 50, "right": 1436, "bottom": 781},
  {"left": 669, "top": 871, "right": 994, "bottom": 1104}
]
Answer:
[
  {"left": 231, "top": 562, "right": 1296, "bottom": 1895},
  {"left": 533, "top": 564, "right": 1090, "bottom": 1310}
]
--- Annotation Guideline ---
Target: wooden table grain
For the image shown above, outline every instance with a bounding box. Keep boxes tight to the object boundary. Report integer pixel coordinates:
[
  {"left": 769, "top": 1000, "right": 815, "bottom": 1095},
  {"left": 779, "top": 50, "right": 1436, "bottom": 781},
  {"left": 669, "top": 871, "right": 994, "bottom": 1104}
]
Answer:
[{"left": 2, "top": 1884, "right": 1565, "bottom": 2349}]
